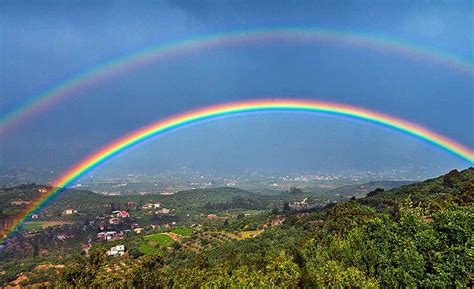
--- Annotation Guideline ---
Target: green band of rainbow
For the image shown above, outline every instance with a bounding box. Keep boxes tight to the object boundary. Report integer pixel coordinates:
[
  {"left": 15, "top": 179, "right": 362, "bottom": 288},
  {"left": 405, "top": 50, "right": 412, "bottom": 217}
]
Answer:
[
  {"left": 2, "top": 99, "right": 473, "bottom": 244},
  {"left": 1, "top": 27, "right": 472, "bottom": 135}
]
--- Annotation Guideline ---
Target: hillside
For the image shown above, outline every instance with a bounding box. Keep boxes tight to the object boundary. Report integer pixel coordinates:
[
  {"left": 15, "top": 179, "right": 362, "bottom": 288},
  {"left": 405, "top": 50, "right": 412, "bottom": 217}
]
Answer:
[
  {"left": 51, "top": 168, "right": 473, "bottom": 287},
  {"left": 359, "top": 168, "right": 474, "bottom": 209},
  {"left": 1, "top": 168, "right": 472, "bottom": 287},
  {"left": 327, "top": 180, "right": 414, "bottom": 198}
]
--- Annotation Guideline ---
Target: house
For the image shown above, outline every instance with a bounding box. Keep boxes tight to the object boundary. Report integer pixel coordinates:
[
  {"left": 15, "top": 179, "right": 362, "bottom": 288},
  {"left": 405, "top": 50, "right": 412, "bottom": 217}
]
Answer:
[
  {"left": 289, "top": 198, "right": 312, "bottom": 210},
  {"left": 127, "top": 201, "right": 137, "bottom": 207},
  {"left": 207, "top": 214, "right": 217, "bottom": 220},
  {"left": 97, "top": 231, "right": 118, "bottom": 241},
  {"left": 153, "top": 201, "right": 161, "bottom": 208},
  {"left": 133, "top": 227, "right": 144, "bottom": 234},
  {"left": 142, "top": 203, "right": 153, "bottom": 210},
  {"left": 159, "top": 191, "right": 174, "bottom": 196},
  {"left": 107, "top": 244, "right": 125, "bottom": 256},
  {"left": 161, "top": 223, "right": 170, "bottom": 228},
  {"left": 31, "top": 214, "right": 40, "bottom": 219},
  {"left": 57, "top": 232, "right": 74, "bottom": 241},
  {"left": 118, "top": 211, "right": 129, "bottom": 218},
  {"left": 10, "top": 200, "right": 31, "bottom": 206},
  {"left": 38, "top": 188, "right": 48, "bottom": 193},
  {"left": 111, "top": 210, "right": 121, "bottom": 216},
  {"left": 157, "top": 208, "right": 170, "bottom": 214},
  {"left": 97, "top": 231, "right": 117, "bottom": 241},
  {"left": 109, "top": 218, "right": 120, "bottom": 225},
  {"left": 63, "top": 209, "right": 78, "bottom": 215}
]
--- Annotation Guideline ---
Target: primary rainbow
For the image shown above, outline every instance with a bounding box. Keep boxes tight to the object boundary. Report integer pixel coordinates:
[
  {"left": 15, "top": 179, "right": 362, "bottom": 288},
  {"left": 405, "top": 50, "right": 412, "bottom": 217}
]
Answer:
[
  {"left": 2, "top": 98, "right": 473, "bottom": 244},
  {"left": 1, "top": 27, "right": 473, "bottom": 135}
]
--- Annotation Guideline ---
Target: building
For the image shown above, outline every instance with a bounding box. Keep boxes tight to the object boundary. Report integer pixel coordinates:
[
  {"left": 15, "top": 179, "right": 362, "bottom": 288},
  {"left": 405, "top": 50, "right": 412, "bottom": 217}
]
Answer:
[
  {"left": 289, "top": 198, "right": 312, "bottom": 210},
  {"left": 159, "top": 191, "right": 174, "bottom": 196},
  {"left": 118, "top": 211, "right": 129, "bottom": 218},
  {"left": 109, "top": 218, "right": 120, "bottom": 225},
  {"left": 127, "top": 201, "right": 137, "bottom": 207},
  {"left": 31, "top": 214, "right": 40, "bottom": 219},
  {"left": 97, "top": 231, "right": 118, "bottom": 241},
  {"left": 133, "top": 227, "right": 144, "bottom": 234},
  {"left": 107, "top": 244, "right": 125, "bottom": 256},
  {"left": 57, "top": 232, "right": 74, "bottom": 241},
  {"left": 63, "top": 209, "right": 78, "bottom": 215},
  {"left": 10, "top": 200, "right": 31, "bottom": 206},
  {"left": 207, "top": 214, "right": 218, "bottom": 220},
  {"left": 153, "top": 201, "right": 161, "bottom": 208},
  {"left": 157, "top": 208, "right": 170, "bottom": 214},
  {"left": 142, "top": 203, "right": 153, "bottom": 210}
]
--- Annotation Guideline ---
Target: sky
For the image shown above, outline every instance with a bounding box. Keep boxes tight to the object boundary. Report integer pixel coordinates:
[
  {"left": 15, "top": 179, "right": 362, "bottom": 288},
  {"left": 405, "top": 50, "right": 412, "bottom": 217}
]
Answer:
[{"left": 0, "top": 0, "right": 473, "bottom": 177}]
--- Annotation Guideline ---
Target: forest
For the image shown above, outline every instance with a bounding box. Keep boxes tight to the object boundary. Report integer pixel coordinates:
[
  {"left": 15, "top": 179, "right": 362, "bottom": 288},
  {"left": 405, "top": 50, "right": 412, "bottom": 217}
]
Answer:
[{"left": 54, "top": 168, "right": 473, "bottom": 288}]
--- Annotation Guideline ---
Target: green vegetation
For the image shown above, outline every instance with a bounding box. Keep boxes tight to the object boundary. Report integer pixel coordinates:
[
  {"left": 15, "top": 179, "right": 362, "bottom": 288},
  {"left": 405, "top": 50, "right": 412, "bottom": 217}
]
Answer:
[
  {"left": 171, "top": 227, "right": 194, "bottom": 237},
  {"left": 144, "top": 233, "right": 175, "bottom": 247},
  {"left": 1, "top": 168, "right": 472, "bottom": 287},
  {"left": 21, "top": 222, "right": 43, "bottom": 232},
  {"left": 139, "top": 233, "right": 176, "bottom": 255},
  {"left": 52, "top": 168, "right": 473, "bottom": 288}
]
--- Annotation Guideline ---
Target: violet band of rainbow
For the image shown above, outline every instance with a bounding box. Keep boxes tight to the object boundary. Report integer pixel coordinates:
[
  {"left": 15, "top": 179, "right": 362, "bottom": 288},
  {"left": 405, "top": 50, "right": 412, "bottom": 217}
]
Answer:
[{"left": 1, "top": 27, "right": 473, "bottom": 135}]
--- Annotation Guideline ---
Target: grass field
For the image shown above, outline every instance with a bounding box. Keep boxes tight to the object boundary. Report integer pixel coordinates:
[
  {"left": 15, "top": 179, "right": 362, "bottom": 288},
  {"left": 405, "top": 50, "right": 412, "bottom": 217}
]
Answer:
[
  {"left": 139, "top": 242, "right": 160, "bottom": 255},
  {"left": 138, "top": 233, "right": 176, "bottom": 255},
  {"left": 171, "top": 227, "right": 194, "bottom": 237},
  {"left": 21, "top": 221, "right": 74, "bottom": 232},
  {"left": 22, "top": 222, "right": 43, "bottom": 231}
]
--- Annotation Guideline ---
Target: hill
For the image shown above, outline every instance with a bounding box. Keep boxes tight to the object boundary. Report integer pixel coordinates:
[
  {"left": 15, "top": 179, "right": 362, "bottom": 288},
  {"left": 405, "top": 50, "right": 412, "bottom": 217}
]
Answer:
[
  {"left": 1, "top": 168, "right": 472, "bottom": 287},
  {"left": 51, "top": 168, "right": 472, "bottom": 288},
  {"left": 326, "top": 180, "right": 414, "bottom": 198},
  {"left": 359, "top": 168, "right": 474, "bottom": 209}
]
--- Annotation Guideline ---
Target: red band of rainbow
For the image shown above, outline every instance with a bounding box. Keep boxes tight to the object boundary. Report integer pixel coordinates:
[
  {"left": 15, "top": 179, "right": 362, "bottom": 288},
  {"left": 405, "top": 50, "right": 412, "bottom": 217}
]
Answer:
[{"left": 2, "top": 99, "right": 473, "bottom": 244}]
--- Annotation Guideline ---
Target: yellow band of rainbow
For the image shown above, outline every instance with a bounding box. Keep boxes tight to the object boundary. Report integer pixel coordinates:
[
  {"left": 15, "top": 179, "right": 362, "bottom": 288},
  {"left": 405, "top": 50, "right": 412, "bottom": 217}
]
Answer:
[{"left": 2, "top": 99, "right": 472, "bottom": 244}]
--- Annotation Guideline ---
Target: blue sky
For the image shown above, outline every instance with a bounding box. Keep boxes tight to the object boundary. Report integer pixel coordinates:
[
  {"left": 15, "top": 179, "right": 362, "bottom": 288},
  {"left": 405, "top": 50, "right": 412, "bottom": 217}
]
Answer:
[{"left": 0, "top": 1, "right": 472, "bottom": 175}]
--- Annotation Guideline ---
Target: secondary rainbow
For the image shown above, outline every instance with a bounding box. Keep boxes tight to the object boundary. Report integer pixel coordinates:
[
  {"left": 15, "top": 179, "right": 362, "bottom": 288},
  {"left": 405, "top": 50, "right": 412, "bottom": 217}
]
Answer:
[
  {"left": 1, "top": 27, "right": 473, "bottom": 135},
  {"left": 2, "top": 98, "right": 473, "bottom": 244}
]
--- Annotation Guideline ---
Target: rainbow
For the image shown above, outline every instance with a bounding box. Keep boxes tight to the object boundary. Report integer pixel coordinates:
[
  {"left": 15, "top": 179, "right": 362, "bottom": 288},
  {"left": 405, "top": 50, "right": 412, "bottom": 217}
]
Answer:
[
  {"left": 2, "top": 98, "right": 473, "bottom": 244},
  {"left": 1, "top": 27, "right": 473, "bottom": 135}
]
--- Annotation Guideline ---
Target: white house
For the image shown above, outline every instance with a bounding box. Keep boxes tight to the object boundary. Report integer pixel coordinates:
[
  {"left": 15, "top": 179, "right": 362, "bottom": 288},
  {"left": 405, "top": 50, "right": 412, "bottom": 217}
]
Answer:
[
  {"left": 107, "top": 244, "right": 125, "bottom": 256},
  {"left": 157, "top": 208, "right": 170, "bottom": 214},
  {"left": 63, "top": 209, "right": 78, "bottom": 215}
]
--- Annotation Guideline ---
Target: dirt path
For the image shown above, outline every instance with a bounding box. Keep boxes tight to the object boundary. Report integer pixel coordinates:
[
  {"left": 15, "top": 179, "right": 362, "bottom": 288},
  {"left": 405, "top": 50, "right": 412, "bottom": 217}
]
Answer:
[{"left": 166, "top": 232, "right": 182, "bottom": 242}]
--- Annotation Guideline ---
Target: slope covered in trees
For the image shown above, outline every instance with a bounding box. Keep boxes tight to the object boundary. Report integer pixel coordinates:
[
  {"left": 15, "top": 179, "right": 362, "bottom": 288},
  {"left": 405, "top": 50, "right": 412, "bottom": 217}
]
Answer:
[{"left": 57, "top": 168, "right": 473, "bottom": 287}]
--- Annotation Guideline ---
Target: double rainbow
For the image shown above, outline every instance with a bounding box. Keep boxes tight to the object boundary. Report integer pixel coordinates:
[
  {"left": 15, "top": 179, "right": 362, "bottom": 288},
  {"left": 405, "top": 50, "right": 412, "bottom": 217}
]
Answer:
[
  {"left": 1, "top": 27, "right": 473, "bottom": 135},
  {"left": 2, "top": 99, "right": 473, "bottom": 244}
]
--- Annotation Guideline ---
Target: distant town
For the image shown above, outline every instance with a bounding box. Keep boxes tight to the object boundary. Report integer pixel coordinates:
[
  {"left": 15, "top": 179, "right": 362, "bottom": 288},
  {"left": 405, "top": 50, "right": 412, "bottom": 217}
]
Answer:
[{"left": 0, "top": 165, "right": 443, "bottom": 195}]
